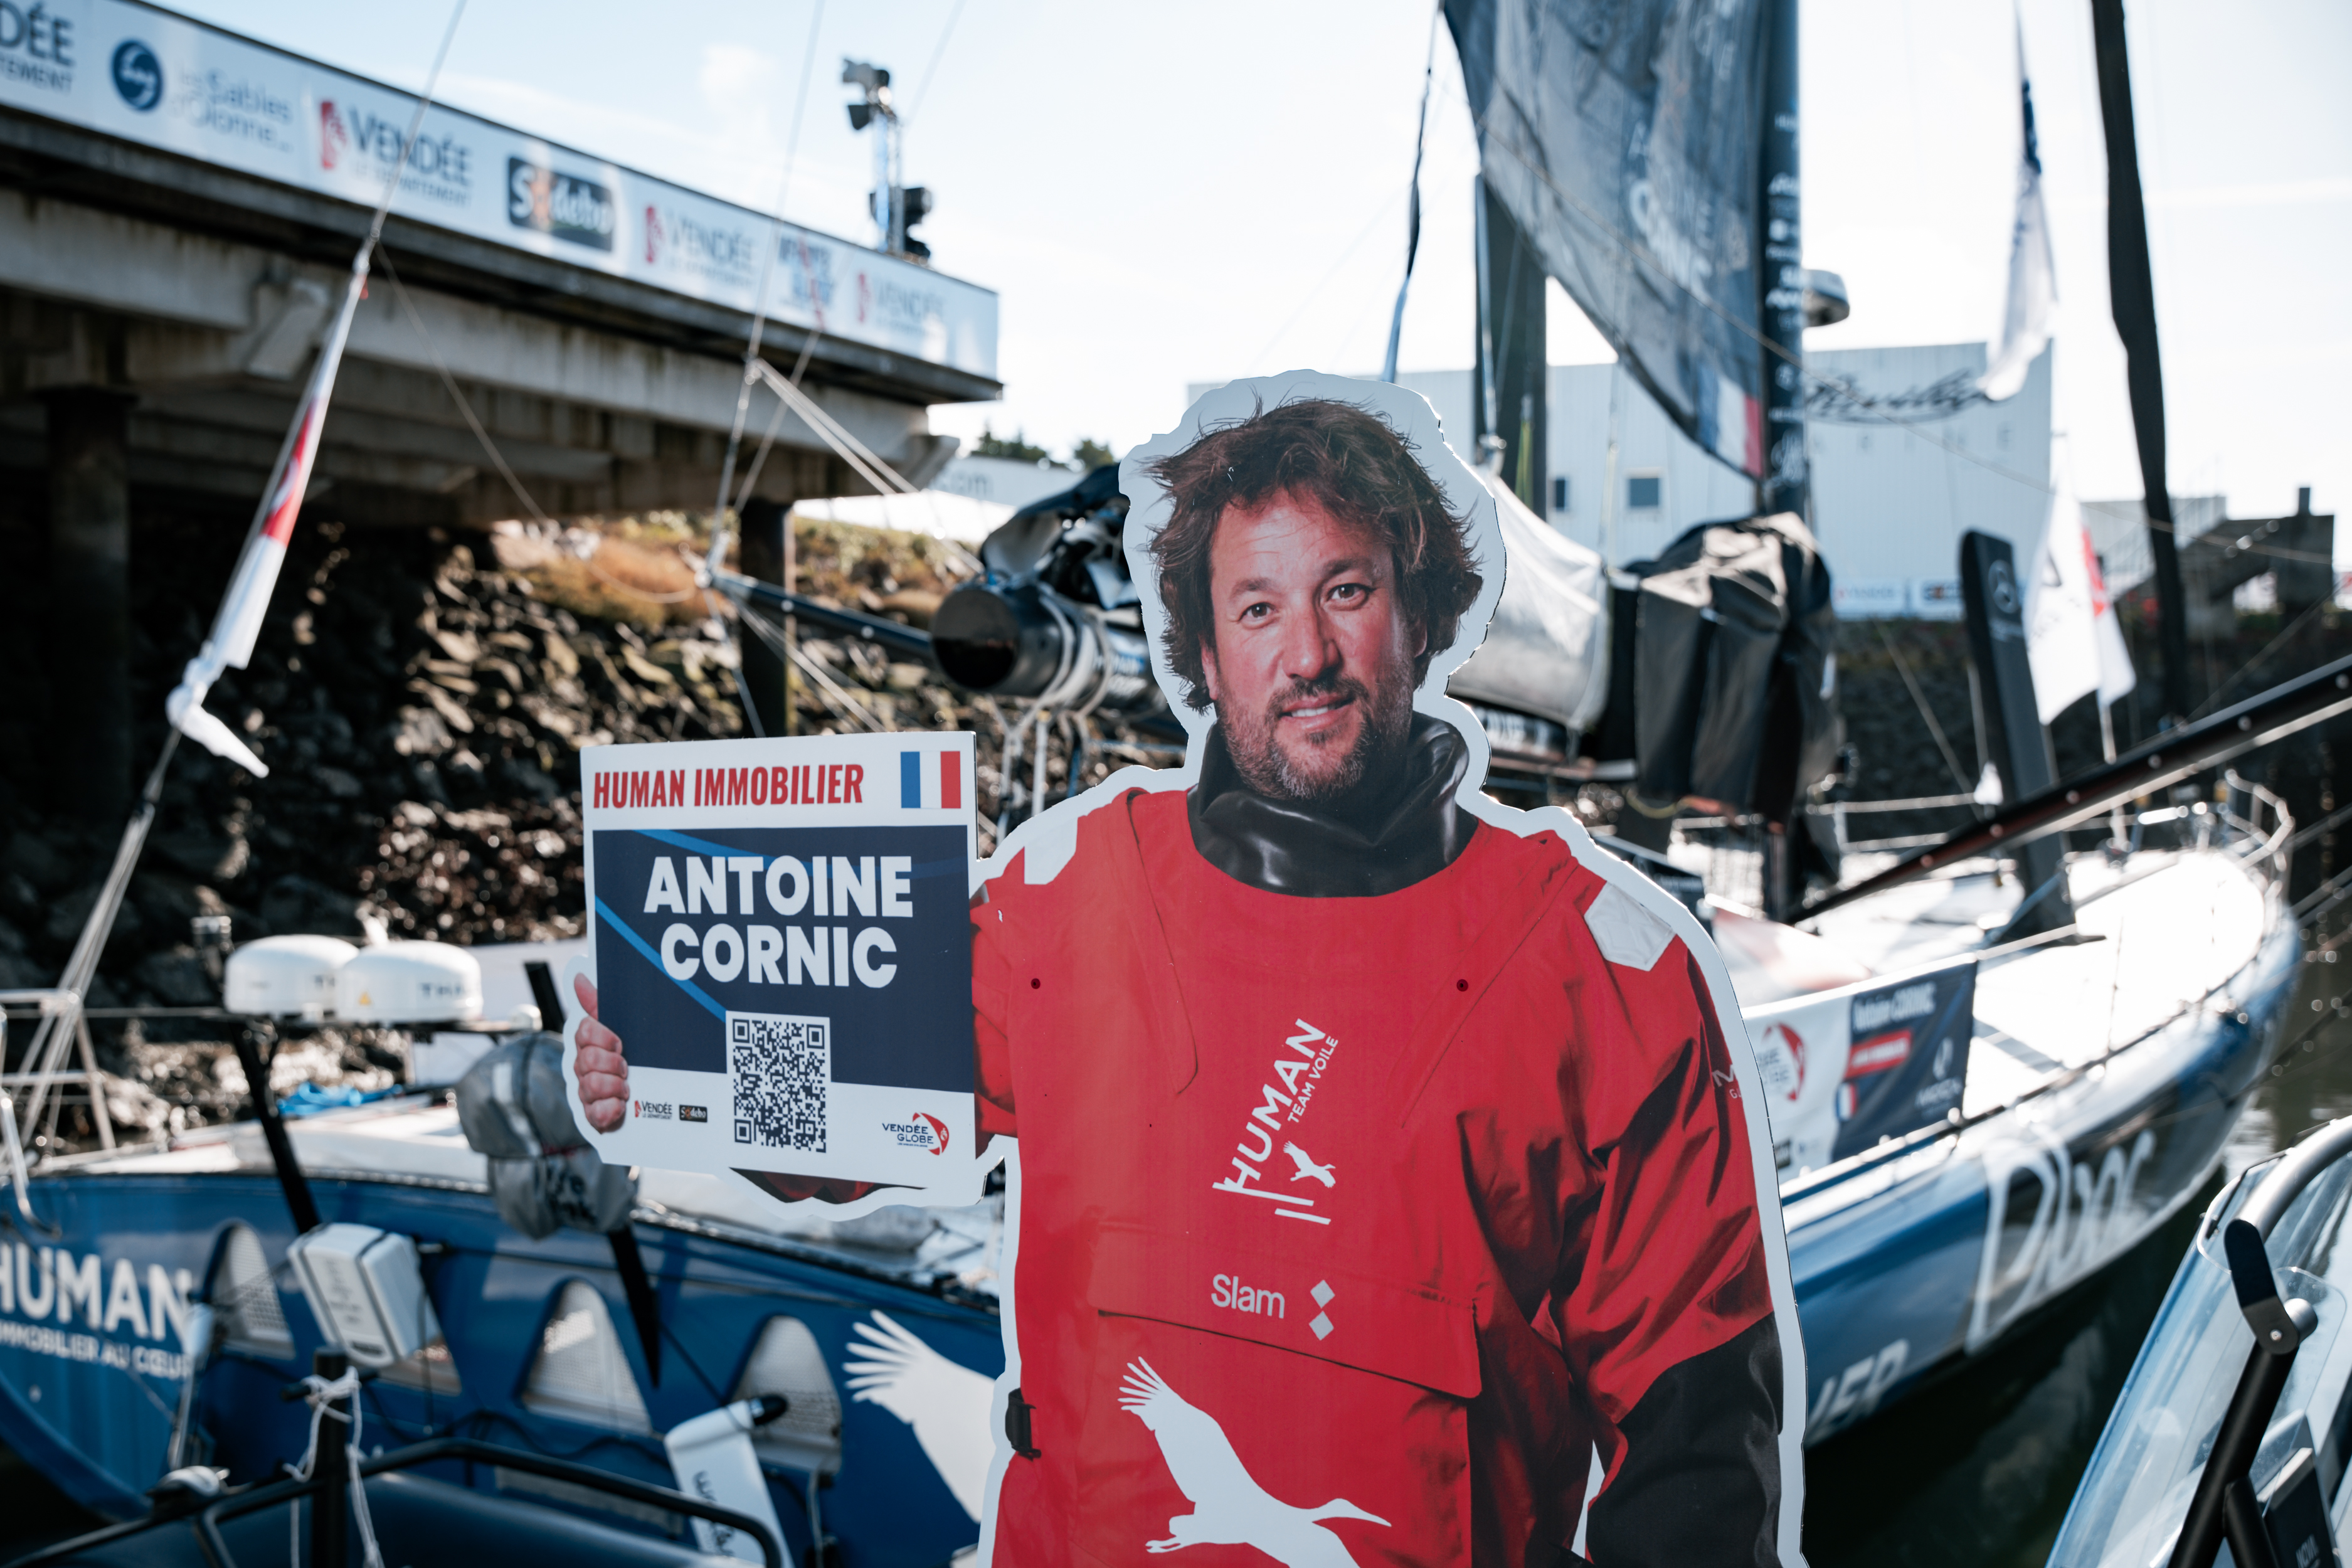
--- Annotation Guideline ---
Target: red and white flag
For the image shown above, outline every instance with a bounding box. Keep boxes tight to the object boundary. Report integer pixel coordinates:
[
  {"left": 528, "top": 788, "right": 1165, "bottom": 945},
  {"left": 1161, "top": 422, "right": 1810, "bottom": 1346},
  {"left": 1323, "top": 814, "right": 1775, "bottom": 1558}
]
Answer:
[
  {"left": 167, "top": 267, "right": 367, "bottom": 777},
  {"left": 2026, "top": 448, "right": 2136, "bottom": 723}
]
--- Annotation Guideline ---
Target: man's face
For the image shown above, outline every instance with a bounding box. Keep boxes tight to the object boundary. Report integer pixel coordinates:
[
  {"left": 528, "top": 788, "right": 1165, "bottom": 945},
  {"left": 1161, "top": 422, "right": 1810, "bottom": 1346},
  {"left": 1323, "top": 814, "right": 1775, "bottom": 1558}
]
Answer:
[{"left": 1199, "top": 490, "right": 1423, "bottom": 805}]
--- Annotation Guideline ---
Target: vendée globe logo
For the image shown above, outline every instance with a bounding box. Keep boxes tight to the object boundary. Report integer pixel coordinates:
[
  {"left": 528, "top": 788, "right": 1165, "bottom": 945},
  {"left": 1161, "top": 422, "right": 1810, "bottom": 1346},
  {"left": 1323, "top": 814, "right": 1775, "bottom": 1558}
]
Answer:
[{"left": 110, "top": 39, "right": 161, "bottom": 111}]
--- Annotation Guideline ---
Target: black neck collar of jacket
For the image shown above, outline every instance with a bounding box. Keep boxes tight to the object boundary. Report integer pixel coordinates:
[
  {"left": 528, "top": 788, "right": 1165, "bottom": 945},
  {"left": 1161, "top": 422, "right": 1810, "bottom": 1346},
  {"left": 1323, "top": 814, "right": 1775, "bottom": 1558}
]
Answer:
[{"left": 1185, "top": 714, "right": 1476, "bottom": 898}]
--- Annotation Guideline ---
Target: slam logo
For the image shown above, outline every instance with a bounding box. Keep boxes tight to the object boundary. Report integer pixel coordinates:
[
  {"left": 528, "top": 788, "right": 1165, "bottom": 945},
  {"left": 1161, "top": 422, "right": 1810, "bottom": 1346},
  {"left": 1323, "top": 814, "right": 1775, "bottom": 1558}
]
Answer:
[{"left": 883, "top": 1111, "right": 949, "bottom": 1155}]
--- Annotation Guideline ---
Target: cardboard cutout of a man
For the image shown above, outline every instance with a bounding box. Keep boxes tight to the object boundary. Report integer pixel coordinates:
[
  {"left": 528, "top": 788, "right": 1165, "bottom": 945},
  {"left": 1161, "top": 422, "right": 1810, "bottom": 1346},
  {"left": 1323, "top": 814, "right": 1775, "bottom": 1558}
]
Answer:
[{"left": 575, "top": 375, "right": 1805, "bottom": 1567}]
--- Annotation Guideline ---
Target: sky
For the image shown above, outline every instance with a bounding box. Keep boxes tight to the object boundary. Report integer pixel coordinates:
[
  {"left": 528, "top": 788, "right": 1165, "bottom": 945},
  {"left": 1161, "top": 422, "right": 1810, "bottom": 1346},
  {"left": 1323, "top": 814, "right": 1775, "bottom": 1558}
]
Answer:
[{"left": 181, "top": 0, "right": 2351, "bottom": 532}]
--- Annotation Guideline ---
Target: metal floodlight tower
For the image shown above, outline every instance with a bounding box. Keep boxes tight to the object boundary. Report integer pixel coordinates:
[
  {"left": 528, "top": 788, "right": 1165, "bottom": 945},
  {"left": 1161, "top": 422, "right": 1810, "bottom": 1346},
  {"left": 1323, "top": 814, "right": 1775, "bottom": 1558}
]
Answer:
[{"left": 842, "top": 58, "right": 931, "bottom": 262}]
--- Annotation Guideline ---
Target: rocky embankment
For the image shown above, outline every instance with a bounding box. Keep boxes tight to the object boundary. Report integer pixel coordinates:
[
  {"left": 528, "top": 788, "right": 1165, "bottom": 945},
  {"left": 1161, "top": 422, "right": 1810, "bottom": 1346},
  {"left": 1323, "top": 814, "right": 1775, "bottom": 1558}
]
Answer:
[{"left": 0, "top": 510, "right": 1150, "bottom": 1146}]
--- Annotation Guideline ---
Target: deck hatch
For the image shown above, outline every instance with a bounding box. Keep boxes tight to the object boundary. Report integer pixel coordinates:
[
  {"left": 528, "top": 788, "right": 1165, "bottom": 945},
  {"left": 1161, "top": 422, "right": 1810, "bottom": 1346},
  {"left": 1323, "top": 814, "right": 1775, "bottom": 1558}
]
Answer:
[
  {"left": 519, "top": 1280, "right": 652, "bottom": 1433},
  {"left": 729, "top": 1315, "right": 844, "bottom": 1475},
  {"left": 206, "top": 1224, "right": 293, "bottom": 1361}
]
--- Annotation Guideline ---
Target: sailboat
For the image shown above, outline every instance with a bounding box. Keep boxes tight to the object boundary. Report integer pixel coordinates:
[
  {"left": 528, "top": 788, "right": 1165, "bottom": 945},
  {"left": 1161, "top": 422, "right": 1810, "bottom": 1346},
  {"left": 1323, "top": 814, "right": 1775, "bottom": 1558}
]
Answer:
[
  {"left": 0, "top": 4, "right": 2331, "bottom": 1566},
  {"left": 1426, "top": 0, "right": 2324, "bottom": 1448}
]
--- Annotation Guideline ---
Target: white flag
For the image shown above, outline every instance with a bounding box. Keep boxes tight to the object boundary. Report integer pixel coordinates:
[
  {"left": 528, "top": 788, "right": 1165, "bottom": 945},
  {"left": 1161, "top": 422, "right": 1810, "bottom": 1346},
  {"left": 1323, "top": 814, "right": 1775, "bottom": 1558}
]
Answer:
[
  {"left": 2027, "top": 452, "right": 2136, "bottom": 723},
  {"left": 1981, "top": 21, "right": 2055, "bottom": 403}
]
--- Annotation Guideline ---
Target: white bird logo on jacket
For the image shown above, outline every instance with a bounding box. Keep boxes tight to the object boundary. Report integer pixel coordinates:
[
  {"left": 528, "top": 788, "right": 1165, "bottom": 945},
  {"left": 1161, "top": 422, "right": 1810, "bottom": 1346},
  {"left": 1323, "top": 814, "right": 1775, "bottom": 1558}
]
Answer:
[
  {"left": 1282, "top": 1142, "right": 1336, "bottom": 1187},
  {"left": 1118, "top": 1359, "right": 1388, "bottom": 1567}
]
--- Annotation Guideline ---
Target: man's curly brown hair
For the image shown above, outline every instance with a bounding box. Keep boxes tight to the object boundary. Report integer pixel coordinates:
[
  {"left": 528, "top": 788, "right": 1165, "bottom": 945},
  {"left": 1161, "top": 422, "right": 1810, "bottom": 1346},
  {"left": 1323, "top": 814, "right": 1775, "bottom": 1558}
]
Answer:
[{"left": 1144, "top": 397, "right": 1483, "bottom": 712}]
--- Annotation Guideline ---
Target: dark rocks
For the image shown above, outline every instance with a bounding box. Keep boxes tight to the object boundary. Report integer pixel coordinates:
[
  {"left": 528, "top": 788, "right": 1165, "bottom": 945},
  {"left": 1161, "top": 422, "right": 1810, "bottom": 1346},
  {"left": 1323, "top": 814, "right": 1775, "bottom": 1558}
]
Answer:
[
  {"left": 0, "top": 504, "right": 1165, "bottom": 1150},
  {"left": 150, "top": 829, "right": 248, "bottom": 883},
  {"left": 3, "top": 831, "right": 73, "bottom": 895},
  {"left": 0, "top": 871, "right": 37, "bottom": 924},
  {"left": 260, "top": 874, "right": 365, "bottom": 938},
  {"left": 48, "top": 883, "right": 140, "bottom": 948},
  {"left": 133, "top": 946, "right": 215, "bottom": 1007}
]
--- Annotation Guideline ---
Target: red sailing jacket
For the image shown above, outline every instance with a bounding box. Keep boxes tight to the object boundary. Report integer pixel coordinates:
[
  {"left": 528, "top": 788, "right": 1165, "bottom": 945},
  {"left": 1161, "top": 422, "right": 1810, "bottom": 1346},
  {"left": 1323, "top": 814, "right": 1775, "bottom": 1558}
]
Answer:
[{"left": 971, "top": 786, "right": 1776, "bottom": 1567}]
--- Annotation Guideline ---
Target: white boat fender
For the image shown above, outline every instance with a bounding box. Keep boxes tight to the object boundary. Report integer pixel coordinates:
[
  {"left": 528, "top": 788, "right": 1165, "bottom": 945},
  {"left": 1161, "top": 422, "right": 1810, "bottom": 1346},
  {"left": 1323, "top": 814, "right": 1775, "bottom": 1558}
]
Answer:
[
  {"left": 146, "top": 1465, "right": 228, "bottom": 1518},
  {"left": 665, "top": 1395, "right": 790, "bottom": 1563},
  {"left": 285, "top": 1224, "right": 441, "bottom": 1369},
  {"left": 452, "top": 1034, "right": 635, "bottom": 1239}
]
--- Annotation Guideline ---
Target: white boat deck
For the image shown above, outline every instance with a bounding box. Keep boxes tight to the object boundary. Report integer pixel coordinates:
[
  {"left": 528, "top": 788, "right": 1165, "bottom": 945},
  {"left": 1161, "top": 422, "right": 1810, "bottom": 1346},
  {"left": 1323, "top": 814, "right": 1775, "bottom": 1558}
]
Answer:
[
  {"left": 1737, "top": 844, "right": 2278, "bottom": 1121},
  {"left": 49, "top": 1100, "right": 1002, "bottom": 1285}
]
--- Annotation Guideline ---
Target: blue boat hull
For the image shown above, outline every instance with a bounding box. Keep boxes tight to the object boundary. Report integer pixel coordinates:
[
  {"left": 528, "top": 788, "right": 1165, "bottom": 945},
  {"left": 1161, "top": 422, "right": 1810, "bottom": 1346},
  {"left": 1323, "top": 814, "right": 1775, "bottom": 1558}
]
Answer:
[
  {"left": 0, "top": 1173, "right": 1000, "bottom": 1565},
  {"left": 0, "top": 919, "right": 2301, "bottom": 1543},
  {"left": 1788, "top": 914, "right": 2300, "bottom": 1442}
]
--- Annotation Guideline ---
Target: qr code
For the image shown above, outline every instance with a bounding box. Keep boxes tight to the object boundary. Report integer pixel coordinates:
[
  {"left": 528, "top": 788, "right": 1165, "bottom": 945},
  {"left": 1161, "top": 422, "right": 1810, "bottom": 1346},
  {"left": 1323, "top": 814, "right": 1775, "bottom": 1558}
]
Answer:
[{"left": 728, "top": 1011, "right": 830, "bottom": 1153}]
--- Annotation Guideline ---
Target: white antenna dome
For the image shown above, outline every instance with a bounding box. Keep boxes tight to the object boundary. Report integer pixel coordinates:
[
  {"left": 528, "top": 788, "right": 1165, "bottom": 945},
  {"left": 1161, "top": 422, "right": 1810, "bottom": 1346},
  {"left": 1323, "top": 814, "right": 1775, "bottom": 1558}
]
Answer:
[
  {"left": 224, "top": 935, "right": 359, "bottom": 1019},
  {"left": 335, "top": 941, "right": 484, "bottom": 1025}
]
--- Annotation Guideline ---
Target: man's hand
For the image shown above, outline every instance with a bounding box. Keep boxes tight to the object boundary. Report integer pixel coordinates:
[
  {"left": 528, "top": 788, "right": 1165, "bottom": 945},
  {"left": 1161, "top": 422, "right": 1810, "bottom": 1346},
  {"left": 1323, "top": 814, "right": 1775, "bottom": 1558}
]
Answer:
[{"left": 572, "top": 973, "right": 629, "bottom": 1133}]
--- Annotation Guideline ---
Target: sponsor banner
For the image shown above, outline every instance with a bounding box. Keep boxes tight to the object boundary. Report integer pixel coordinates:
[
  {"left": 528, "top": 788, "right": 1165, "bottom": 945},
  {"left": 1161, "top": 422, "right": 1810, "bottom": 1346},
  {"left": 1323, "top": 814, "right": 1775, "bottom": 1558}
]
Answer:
[
  {"left": 1831, "top": 578, "right": 1908, "bottom": 620},
  {"left": 1911, "top": 578, "right": 1966, "bottom": 620},
  {"left": 571, "top": 733, "right": 979, "bottom": 1194},
  {"left": 1749, "top": 957, "right": 1976, "bottom": 1175},
  {"left": 0, "top": 0, "right": 996, "bottom": 380}
]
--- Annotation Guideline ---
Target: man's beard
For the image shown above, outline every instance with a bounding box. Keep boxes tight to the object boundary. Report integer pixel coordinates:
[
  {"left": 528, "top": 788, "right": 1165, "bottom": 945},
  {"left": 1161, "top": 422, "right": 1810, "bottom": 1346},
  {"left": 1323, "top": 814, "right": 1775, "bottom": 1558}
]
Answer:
[{"left": 1222, "top": 667, "right": 1416, "bottom": 811}]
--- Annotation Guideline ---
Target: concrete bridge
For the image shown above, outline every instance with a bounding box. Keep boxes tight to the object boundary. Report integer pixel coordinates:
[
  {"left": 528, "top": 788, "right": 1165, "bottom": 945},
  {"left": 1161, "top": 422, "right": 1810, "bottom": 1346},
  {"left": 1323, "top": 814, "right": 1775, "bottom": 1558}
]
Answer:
[{"left": 0, "top": 1, "right": 1001, "bottom": 819}]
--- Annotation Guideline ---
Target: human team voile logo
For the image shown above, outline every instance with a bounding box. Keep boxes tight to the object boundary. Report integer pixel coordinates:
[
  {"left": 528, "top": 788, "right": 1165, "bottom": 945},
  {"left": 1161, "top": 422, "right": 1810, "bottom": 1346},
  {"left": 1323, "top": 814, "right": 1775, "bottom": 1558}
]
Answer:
[{"left": 1211, "top": 1019, "right": 1342, "bottom": 1226}]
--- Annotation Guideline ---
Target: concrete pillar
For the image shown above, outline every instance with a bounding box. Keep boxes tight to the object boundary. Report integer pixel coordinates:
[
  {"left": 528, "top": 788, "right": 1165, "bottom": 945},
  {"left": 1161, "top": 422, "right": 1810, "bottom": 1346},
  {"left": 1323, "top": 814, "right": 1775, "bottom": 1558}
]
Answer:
[
  {"left": 45, "top": 389, "right": 135, "bottom": 824},
  {"left": 738, "top": 498, "right": 793, "bottom": 737}
]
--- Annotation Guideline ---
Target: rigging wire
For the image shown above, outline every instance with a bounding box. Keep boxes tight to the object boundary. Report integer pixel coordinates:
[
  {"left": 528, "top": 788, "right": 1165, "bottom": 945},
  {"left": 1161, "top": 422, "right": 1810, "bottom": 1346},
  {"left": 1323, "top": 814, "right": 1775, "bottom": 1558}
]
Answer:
[
  {"left": 1380, "top": 0, "right": 1443, "bottom": 384},
  {"left": 1875, "top": 621, "right": 1978, "bottom": 797},
  {"left": 368, "top": 264, "right": 720, "bottom": 612},
  {"left": 378, "top": 248, "right": 552, "bottom": 527},
  {"left": 704, "top": 0, "right": 829, "bottom": 737},
  {"left": 902, "top": 0, "right": 970, "bottom": 125},
  {"left": 709, "top": 0, "right": 831, "bottom": 577},
  {"left": 1248, "top": 186, "right": 1410, "bottom": 372},
  {"left": 14, "top": 0, "right": 471, "bottom": 1147}
]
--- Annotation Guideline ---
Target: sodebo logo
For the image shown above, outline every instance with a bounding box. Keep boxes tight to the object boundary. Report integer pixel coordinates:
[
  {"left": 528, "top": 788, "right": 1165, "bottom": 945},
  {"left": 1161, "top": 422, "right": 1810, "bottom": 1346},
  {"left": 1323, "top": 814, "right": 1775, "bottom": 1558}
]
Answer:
[{"left": 507, "top": 157, "right": 615, "bottom": 252}]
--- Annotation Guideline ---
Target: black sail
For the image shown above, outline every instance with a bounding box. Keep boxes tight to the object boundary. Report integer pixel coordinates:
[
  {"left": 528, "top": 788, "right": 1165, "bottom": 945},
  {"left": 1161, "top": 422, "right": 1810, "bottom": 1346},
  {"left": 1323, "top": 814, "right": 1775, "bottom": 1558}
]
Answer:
[{"left": 1445, "top": 0, "right": 1770, "bottom": 480}]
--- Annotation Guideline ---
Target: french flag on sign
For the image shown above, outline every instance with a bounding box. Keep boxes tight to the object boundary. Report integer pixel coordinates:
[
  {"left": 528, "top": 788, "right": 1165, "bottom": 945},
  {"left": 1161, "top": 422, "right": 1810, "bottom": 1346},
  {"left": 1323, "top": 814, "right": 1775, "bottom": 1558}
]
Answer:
[{"left": 899, "top": 749, "right": 963, "bottom": 810}]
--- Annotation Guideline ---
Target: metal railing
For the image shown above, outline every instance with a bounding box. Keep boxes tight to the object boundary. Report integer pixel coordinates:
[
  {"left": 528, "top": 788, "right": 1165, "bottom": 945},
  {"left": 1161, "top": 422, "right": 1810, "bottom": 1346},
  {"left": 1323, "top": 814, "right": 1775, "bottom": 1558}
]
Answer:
[{"left": 3, "top": 1434, "right": 784, "bottom": 1568}]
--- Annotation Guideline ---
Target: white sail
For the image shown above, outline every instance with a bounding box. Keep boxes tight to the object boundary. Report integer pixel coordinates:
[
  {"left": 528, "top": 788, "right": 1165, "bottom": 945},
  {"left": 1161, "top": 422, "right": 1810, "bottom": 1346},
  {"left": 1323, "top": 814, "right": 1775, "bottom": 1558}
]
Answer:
[{"left": 1982, "top": 21, "right": 2056, "bottom": 403}]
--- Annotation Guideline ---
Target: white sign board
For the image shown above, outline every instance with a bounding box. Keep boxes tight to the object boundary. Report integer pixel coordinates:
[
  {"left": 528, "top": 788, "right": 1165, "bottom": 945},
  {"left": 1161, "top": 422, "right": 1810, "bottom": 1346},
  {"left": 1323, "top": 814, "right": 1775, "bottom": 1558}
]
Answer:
[
  {"left": 0, "top": 0, "right": 997, "bottom": 381},
  {"left": 566, "top": 733, "right": 982, "bottom": 1200}
]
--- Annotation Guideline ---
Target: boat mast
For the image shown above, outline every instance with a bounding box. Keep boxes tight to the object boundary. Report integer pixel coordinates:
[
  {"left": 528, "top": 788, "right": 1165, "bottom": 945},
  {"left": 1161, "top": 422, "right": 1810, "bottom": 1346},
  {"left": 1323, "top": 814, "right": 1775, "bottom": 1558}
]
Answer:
[
  {"left": 2089, "top": 0, "right": 2190, "bottom": 725},
  {"left": 1473, "top": 178, "right": 1546, "bottom": 504},
  {"left": 1757, "top": 0, "right": 1808, "bottom": 521},
  {"left": 1756, "top": 0, "right": 1809, "bottom": 921}
]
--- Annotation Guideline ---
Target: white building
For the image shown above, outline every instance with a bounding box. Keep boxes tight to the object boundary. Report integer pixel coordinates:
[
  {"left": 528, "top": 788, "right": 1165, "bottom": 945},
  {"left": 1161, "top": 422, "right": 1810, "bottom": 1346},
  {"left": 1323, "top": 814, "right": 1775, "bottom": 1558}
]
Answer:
[
  {"left": 935, "top": 453, "right": 1086, "bottom": 513},
  {"left": 1192, "top": 344, "right": 2073, "bottom": 617},
  {"left": 1382, "top": 342, "right": 2058, "bottom": 618}
]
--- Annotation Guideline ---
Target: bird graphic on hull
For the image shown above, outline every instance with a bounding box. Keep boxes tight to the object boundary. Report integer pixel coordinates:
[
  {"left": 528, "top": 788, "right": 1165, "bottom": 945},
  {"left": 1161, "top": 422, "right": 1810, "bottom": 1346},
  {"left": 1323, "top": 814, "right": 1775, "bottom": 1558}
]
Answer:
[
  {"left": 844, "top": 1311, "right": 995, "bottom": 1522},
  {"left": 1117, "top": 1358, "right": 1388, "bottom": 1567}
]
